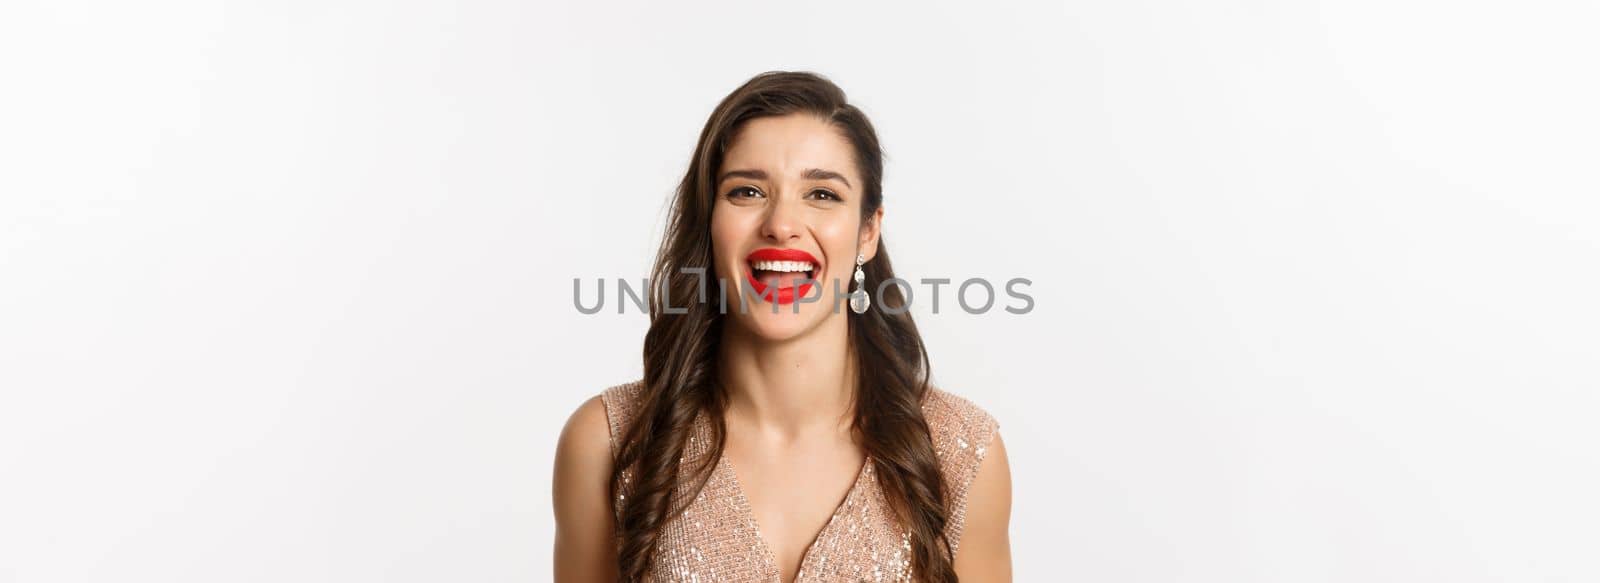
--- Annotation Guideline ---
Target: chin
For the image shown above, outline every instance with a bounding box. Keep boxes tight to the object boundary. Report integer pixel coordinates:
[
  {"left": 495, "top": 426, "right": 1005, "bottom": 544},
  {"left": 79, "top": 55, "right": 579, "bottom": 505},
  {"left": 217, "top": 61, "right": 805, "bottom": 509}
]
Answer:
[{"left": 731, "top": 306, "right": 825, "bottom": 342}]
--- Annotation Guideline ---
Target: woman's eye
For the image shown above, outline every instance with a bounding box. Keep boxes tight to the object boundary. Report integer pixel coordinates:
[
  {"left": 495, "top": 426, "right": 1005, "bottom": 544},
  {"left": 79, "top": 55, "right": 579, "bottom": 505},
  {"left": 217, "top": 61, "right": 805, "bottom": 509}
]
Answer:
[
  {"left": 727, "top": 186, "right": 763, "bottom": 199},
  {"left": 809, "top": 189, "right": 840, "bottom": 201}
]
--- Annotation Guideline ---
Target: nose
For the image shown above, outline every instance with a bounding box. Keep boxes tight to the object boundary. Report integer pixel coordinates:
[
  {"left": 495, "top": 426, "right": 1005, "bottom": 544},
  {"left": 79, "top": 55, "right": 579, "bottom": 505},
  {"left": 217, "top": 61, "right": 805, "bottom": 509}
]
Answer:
[{"left": 760, "top": 196, "right": 802, "bottom": 242}]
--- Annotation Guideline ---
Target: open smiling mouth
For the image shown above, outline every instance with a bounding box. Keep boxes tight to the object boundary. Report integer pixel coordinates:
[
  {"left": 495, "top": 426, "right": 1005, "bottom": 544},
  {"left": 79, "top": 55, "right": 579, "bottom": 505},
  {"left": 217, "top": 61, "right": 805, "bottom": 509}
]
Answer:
[{"left": 745, "top": 248, "right": 819, "bottom": 305}]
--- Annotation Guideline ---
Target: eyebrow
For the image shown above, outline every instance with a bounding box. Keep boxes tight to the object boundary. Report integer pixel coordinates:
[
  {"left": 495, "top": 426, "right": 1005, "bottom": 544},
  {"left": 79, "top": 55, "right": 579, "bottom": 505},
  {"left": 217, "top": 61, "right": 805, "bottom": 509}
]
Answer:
[{"left": 717, "top": 168, "right": 853, "bottom": 189}]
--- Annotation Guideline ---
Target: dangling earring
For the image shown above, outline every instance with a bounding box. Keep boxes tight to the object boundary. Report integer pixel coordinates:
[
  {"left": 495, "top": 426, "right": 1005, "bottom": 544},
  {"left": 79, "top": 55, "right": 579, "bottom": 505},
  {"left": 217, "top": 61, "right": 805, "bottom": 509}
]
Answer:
[{"left": 849, "top": 253, "right": 870, "bottom": 314}]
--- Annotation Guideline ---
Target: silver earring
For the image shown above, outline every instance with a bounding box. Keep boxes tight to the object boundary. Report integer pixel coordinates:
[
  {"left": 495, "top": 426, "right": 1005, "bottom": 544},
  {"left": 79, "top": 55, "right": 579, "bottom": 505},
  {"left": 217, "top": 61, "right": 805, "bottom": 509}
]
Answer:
[{"left": 849, "top": 253, "right": 870, "bottom": 314}]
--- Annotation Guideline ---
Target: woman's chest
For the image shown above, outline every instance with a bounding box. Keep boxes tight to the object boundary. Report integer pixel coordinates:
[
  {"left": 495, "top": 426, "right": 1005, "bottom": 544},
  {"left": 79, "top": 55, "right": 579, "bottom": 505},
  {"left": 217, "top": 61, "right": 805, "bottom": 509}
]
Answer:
[{"left": 648, "top": 455, "right": 914, "bottom": 582}]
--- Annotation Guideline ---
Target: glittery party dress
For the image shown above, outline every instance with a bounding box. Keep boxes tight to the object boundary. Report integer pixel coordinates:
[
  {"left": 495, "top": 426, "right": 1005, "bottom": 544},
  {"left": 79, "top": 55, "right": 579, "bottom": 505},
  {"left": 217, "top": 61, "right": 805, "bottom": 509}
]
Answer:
[{"left": 600, "top": 380, "right": 1000, "bottom": 582}]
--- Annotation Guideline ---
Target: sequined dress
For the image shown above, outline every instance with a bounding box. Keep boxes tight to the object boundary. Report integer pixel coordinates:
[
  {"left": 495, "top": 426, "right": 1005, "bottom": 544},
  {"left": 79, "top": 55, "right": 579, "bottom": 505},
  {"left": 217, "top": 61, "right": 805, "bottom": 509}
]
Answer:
[{"left": 600, "top": 380, "right": 1000, "bottom": 582}]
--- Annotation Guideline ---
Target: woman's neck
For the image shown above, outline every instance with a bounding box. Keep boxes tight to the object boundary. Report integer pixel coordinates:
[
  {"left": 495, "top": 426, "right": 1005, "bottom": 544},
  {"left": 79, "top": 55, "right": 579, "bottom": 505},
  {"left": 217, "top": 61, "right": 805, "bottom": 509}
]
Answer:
[{"left": 717, "top": 318, "right": 856, "bottom": 441}]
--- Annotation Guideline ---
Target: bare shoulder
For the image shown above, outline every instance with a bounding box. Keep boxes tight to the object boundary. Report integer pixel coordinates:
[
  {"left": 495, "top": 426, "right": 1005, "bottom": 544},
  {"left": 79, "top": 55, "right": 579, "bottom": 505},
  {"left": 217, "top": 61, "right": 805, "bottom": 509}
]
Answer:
[
  {"left": 556, "top": 394, "right": 612, "bottom": 469},
  {"left": 552, "top": 386, "right": 631, "bottom": 582},
  {"left": 557, "top": 380, "right": 642, "bottom": 467},
  {"left": 553, "top": 392, "right": 615, "bottom": 518}
]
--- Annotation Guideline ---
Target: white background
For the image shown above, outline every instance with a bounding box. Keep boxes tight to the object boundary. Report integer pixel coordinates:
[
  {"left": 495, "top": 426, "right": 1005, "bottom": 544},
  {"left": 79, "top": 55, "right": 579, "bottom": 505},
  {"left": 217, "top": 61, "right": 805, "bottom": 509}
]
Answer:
[{"left": 2, "top": 1, "right": 1597, "bottom": 581}]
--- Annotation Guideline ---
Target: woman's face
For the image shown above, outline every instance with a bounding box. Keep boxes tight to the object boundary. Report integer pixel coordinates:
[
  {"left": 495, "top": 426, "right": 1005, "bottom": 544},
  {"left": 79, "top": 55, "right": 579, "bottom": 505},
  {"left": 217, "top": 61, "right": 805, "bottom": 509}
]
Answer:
[{"left": 710, "top": 113, "right": 882, "bottom": 342}]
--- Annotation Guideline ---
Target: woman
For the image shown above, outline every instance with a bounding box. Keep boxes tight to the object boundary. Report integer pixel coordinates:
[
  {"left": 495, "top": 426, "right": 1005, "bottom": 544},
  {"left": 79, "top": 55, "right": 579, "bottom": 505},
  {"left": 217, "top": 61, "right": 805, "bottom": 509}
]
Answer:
[{"left": 554, "top": 71, "right": 1012, "bottom": 582}]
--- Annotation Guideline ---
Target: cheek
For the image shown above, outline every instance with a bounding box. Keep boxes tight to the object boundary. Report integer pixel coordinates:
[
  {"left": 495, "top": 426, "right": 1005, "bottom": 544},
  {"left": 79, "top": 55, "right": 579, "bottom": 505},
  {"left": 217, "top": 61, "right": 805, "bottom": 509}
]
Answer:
[
  {"left": 708, "top": 205, "right": 752, "bottom": 274},
  {"left": 815, "top": 217, "right": 861, "bottom": 269}
]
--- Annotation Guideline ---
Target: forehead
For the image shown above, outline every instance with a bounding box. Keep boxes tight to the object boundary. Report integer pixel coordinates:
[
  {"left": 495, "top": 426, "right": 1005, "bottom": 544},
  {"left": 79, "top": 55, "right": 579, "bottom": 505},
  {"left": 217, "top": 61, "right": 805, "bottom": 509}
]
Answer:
[{"left": 721, "top": 114, "right": 858, "bottom": 180}]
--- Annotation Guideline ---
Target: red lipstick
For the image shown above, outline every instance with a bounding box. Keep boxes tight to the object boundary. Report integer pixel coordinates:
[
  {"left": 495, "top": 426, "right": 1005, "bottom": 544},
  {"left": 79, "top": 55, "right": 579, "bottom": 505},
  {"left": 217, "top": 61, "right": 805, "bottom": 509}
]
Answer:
[{"left": 744, "top": 248, "right": 820, "bottom": 305}]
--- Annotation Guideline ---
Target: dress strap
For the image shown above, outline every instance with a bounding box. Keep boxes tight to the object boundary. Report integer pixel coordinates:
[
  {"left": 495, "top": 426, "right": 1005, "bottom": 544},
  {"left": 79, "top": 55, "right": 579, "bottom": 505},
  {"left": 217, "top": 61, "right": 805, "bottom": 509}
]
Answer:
[
  {"left": 921, "top": 386, "right": 1001, "bottom": 558},
  {"left": 599, "top": 380, "right": 645, "bottom": 460}
]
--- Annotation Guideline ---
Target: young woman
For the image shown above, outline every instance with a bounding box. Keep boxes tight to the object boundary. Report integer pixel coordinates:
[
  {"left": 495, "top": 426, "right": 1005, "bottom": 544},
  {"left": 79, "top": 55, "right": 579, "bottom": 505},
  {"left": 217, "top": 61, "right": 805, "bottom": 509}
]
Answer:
[{"left": 554, "top": 71, "right": 1012, "bottom": 582}]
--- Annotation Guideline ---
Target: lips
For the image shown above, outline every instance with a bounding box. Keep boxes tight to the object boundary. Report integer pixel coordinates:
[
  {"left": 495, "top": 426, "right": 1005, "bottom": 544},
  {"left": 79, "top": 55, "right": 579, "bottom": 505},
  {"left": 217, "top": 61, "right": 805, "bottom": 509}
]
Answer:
[{"left": 744, "top": 248, "right": 819, "bottom": 305}]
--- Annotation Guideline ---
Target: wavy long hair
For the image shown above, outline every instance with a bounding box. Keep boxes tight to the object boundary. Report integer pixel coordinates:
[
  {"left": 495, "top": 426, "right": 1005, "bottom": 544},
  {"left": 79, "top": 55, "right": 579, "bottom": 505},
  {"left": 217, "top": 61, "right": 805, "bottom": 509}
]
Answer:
[{"left": 608, "top": 71, "right": 956, "bottom": 582}]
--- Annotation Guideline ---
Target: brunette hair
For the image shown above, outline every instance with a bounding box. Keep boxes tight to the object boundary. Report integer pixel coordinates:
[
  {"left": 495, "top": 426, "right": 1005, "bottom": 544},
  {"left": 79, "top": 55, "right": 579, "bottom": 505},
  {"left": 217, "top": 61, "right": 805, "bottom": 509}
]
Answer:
[{"left": 609, "top": 71, "right": 956, "bottom": 581}]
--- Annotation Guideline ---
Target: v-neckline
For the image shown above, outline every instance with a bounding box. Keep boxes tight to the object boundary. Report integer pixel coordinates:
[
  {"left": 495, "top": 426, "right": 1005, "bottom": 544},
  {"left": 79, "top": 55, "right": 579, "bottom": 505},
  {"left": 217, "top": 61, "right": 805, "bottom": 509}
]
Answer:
[{"left": 719, "top": 451, "right": 874, "bottom": 583}]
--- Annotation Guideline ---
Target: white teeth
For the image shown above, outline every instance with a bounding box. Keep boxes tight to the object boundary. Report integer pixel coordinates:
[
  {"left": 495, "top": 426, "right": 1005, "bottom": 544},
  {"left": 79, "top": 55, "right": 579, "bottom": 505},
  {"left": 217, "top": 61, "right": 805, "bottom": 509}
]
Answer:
[{"left": 751, "top": 260, "right": 815, "bottom": 273}]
